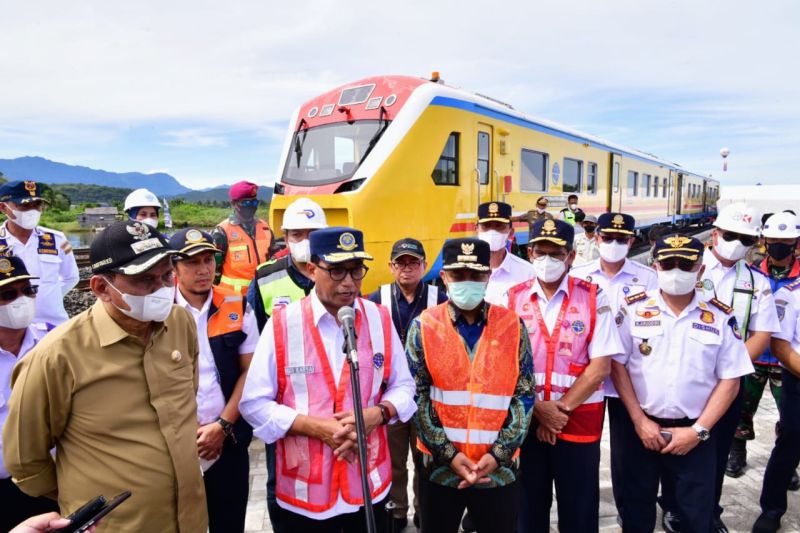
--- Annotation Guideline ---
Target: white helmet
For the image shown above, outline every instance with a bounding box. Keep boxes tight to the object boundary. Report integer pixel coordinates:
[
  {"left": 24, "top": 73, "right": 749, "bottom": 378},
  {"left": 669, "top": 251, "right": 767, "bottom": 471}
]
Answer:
[
  {"left": 281, "top": 198, "right": 328, "bottom": 230},
  {"left": 714, "top": 202, "right": 762, "bottom": 236},
  {"left": 124, "top": 188, "right": 161, "bottom": 212},
  {"left": 762, "top": 211, "right": 800, "bottom": 239}
]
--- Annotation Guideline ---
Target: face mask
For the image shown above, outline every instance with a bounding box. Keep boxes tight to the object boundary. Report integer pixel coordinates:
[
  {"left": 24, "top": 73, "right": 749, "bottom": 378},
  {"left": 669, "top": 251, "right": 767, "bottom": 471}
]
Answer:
[
  {"left": 140, "top": 217, "right": 158, "bottom": 229},
  {"left": 478, "top": 230, "right": 508, "bottom": 252},
  {"left": 0, "top": 296, "right": 36, "bottom": 329},
  {"left": 599, "top": 241, "right": 629, "bottom": 263},
  {"left": 714, "top": 236, "right": 749, "bottom": 262},
  {"left": 658, "top": 269, "right": 699, "bottom": 296},
  {"left": 107, "top": 281, "right": 174, "bottom": 323},
  {"left": 569, "top": 203, "right": 578, "bottom": 211},
  {"left": 447, "top": 281, "right": 487, "bottom": 311},
  {"left": 10, "top": 208, "right": 41, "bottom": 230},
  {"left": 236, "top": 205, "right": 258, "bottom": 221},
  {"left": 583, "top": 225, "right": 596, "bottom": 234},
  {"left": 533, "top": 256, "right": 567, "bottom": 283},
  {"left": 288, "top": 239, "right": 311, "bottom": 263},
  {"left": 767, "top": 242, "right": 795, "bottom": 261}
]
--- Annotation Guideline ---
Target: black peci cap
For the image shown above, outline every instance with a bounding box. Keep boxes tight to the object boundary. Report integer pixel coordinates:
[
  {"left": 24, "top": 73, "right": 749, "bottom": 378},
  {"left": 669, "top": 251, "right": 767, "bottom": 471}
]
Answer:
[
  {"left": 90, "top": 220, "right": 180, "bottom": 275},
  {"left": 441, "top": 238, "right": 490, "bottom": 272}
]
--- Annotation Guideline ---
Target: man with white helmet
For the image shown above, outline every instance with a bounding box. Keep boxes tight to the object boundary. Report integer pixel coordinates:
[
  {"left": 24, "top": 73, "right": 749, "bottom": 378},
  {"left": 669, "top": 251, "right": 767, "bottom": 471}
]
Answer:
[
  {"left": 660, "top": 202, "right": 781, "bottom": 533},
  {"left": 244, "top": 197, "right": 326, "bottom": 533},
  {"left": 124, "top": 188, "right": 162, "bottom": 229},
  {"left": 727, "top": 211, "right": 800, "bottom": 484}
]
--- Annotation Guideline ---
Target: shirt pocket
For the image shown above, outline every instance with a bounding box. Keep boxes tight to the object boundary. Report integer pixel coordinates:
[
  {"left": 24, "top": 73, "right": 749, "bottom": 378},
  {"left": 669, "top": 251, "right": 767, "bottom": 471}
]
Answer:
[
  {"left": 686, "top": 327, "right": 722, "bottom": 375},
  {"left": 37, "top": 254, "right": 63, "bottom": 284}
]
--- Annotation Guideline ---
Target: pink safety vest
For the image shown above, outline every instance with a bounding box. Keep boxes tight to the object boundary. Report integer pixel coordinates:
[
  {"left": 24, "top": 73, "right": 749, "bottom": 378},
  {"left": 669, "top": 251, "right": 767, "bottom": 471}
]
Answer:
[
  {"left": 507, "top": 276, "right": 604, "bottom": 443},
  {"left": 273, "top": 296, "right": 393, "bottom": 513}
]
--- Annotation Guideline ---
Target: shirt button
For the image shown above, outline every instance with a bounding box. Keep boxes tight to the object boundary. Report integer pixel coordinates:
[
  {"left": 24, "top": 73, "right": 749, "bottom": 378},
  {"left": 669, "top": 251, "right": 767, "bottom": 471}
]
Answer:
[{"left": 171, "top": 350, "right": 182, "bottom": 362}]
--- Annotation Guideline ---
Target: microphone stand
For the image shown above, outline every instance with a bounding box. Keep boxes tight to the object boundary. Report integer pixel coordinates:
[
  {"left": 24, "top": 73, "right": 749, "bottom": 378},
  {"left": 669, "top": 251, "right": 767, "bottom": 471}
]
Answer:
[{"left": 342, "top": 317, "right": 377, "bottom": 533}]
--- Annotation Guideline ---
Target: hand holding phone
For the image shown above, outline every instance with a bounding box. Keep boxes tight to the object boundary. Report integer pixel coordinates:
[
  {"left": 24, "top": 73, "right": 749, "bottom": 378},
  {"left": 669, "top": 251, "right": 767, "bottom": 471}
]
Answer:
[
  {"left": 660, "top": 430, "right": 673, "bottom": 445},
  {"left": 51, "top": 492, "right": 131, "bottom": 533}
]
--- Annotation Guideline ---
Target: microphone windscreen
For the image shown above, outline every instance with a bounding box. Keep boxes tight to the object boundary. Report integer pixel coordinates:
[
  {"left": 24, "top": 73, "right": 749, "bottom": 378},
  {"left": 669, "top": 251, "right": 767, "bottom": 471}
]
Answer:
[{"left": 337, "top": 306, "right": 356, "bottom": 324}]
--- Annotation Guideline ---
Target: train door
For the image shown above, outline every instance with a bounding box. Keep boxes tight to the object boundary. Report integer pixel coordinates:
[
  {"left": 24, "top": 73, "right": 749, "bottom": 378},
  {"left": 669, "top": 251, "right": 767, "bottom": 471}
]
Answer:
[
  {"left": 609, "top": 153, "right": 623, "bottom": 212},
  {"left": 702, "top": 180, "right": 708, "bottom": 215},
  {"left": 476, "top": 124, "right": 494, "bottom": 209},
  {"left": 675, "top": 173, "right": 685, "bottom": 215}
]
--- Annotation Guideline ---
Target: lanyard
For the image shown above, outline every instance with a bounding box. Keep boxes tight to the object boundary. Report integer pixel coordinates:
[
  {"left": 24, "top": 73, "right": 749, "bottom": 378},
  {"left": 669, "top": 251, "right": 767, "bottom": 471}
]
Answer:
[{"left": 529, "top": 288, "right": 571, "bottom": 401}]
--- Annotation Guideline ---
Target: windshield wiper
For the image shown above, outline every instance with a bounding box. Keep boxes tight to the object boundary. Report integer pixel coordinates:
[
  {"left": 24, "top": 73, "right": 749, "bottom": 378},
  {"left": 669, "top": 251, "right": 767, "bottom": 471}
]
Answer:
[
  {"left": 294, "top": 118, "right": 308, "bottom": 167},
  {"left": 356, "top": 107, "right": 389, "bottom": 167}
]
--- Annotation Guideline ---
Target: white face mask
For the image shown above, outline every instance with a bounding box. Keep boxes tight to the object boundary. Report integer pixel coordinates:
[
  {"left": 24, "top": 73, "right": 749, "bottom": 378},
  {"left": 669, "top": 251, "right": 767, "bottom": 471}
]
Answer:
[
  {"left": 599, "top": 241, "right": 630, "bottom": 263},
  {"left": 533, "top": 255, "right": 567, "bottom": 283},
  {"left": 10, "top": 208, "right": 42, "bottom": 230},
  {"left": 714, "top": 235, "right": 750, "bottom": 262},
  {"left": 478, "top": 230, "right": 509, "bottom": 252},
  {"left": 569, "top": 203, "right": 578, "bottom": 210},
  {"left": 140, "top": 217, "right": 158, "bottom": 229},
  {"left": 0, "top": 295, "right": 36, "bottom": 329},
  {"left": 107, "top": 281, "right": 174, "bottom": 323},
  {"left": 658, "top": 268, "right": 699, "bottom": 296},
  {"left": 288, "top": 239, "right": 311, "bottom": 263}
]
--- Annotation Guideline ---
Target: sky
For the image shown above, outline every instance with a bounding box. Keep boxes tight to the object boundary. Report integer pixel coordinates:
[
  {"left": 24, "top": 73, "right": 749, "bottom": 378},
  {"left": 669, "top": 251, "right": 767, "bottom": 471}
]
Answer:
[{"left": 1, "top": 0, "right": 798, "bottom": 190}]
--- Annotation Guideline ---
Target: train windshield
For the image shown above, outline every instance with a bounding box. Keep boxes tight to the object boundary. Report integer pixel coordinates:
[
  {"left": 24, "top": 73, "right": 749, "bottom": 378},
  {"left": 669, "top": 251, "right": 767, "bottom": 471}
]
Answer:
[{"left": 281, "top": 119, "right": 389, "bottom": 186}]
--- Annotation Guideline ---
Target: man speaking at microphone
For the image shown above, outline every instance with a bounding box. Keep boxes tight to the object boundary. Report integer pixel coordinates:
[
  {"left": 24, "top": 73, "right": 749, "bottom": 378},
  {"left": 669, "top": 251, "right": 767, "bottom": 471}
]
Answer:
[{"left": 240, "top": 226, "right": 416, "bottom": 532}]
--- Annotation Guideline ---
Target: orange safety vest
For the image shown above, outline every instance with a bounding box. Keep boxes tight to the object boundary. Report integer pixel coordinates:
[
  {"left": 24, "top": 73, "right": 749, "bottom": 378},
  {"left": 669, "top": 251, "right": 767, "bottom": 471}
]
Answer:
[
  {"left": 417, "top": 303, "right": 520, "bottom": 463},
  {"left": 217, "top": 218, "right": 272, "bottom": 294}
]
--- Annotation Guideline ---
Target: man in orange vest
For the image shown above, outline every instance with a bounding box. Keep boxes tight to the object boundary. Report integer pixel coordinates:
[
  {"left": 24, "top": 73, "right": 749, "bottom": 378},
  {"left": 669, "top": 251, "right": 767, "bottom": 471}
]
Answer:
[
  {"left": 507, "top": 219, "right": 623, "bottom": 532},
  {"left": 212, "top": 180, "right": 274, "bottom": 295},
  {"left": 239, "top": 227, "right": 416, "bottom": 532},
  {"left": 405, "top": 237, "right": 534, "bottom": 533}
]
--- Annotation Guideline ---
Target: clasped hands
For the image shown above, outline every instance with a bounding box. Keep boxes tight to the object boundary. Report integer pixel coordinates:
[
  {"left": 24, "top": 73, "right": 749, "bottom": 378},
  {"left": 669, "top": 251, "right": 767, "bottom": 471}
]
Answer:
[
  {"left": 533, "top": 400, "right": 570, "bottom": 445},
  {"left": 313, "top": 407, "right": 384, "bottom": 463}
]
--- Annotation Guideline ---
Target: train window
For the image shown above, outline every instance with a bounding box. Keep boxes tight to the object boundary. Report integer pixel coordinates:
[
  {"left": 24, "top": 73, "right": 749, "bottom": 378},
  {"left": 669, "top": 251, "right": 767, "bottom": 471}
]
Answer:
[
  {"left": 587, "top": 162, "right": 598, "bottom": 194},
  {"left": 663, "top": 177, "right": 668, "bottom": 198},
  {"left": 654, "top": 176, "right": 659, "bottom": 197},
  {"left": 563, "top": 158, "right": 582, "bottom": 193},
  {"left": 521, "top": 149, "right": 548, "bottom": 192},
  {"left": 477, "top": 132, "right": 490, "bottom": 185},
  {"left": 613, "top": 162, "right": 620, "bottom": 193},
  {"left": 628, "top": 171, "right": 638, "bottom": 197},
  {"left": 643, "top": 174, "right": 651, "bottom": 197},
  {"left": 431, "top": 133, "right": 459, "bottom": 186}
]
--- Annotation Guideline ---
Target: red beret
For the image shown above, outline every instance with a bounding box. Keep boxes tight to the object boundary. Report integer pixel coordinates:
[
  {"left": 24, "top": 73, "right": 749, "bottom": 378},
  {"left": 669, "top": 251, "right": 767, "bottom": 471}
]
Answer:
[{"left": 229, "top": 181, "right": 259, "bottom": 201}]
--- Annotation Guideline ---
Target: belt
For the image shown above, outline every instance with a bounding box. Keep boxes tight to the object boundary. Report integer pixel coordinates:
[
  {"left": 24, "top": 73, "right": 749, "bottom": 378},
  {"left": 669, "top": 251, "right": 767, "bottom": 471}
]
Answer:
[{"left": 645, "top": 414, "right": 697, "bottom": 428}]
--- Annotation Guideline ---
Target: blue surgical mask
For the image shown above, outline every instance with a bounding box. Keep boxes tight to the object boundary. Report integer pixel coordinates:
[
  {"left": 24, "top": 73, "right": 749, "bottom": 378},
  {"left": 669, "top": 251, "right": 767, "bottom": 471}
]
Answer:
[{"left": 447, "top": 281, "right": 487, "bottom": 311}]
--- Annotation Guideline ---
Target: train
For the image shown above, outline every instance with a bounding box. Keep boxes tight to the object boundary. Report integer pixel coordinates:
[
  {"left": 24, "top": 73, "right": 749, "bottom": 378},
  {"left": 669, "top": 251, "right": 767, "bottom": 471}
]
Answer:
[{"left": 269, "top": 74, "right": 720, "bottom": 292}]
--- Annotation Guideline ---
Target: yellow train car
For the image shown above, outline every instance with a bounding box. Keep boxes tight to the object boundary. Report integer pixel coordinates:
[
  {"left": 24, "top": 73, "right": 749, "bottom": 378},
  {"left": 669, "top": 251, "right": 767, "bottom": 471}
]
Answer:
[{"left": 270, "top": 74, "right": 720, "bottom": 292}]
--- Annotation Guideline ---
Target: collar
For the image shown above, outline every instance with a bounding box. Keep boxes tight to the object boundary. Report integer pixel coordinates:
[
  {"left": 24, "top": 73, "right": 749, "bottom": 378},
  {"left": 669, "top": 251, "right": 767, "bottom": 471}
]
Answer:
[
  {"left": 446, "top": 301, "right": 488, "bottom": 324},
  {"left": 495, "top": 249, "right": 524, "bottom": 273},
  {"left": 0, "top": 221, "right": 43, "bottom": 242},
  {"left": 287, "top": 258, "right": 314, "bottom": 289},
  {"left": 91, "top": 300, "right": 167, "bottom": 347},
  {"left": 310, "top": 289, "right": 361, "bottom": 327},
  {"left": 654, "top": 290, "right": 703, "bottom": 319},
  {"left": 393, "top": 281, "right": 424, "bottom": 302},
  {"left": 529, "top": 275, "right": 571, "bottom": 303},
  {"left": 0, "top": 326, "right": 38, "bottom": 357},
  {"left": 702, "top": 247, "right": 743, "bottom": 273},
  {"left": 175, "top": 287, "right": 212, "bottom": 315}
]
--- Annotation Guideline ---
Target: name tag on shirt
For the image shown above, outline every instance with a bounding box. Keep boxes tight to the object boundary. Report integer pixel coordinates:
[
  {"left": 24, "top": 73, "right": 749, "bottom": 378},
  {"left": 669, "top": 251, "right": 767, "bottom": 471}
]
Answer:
[{"left": 285, "top": 365, "right": 314, "bottom": 375}]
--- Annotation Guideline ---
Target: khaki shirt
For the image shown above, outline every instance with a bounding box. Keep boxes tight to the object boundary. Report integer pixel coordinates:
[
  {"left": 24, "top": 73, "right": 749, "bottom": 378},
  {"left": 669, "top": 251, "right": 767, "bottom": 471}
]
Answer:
[{"left": 2, "top": 301, "right": 208, "bottom": 533}]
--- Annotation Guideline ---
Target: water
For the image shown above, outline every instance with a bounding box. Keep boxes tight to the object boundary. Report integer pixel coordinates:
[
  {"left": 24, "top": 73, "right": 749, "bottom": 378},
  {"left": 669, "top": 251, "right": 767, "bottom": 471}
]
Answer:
[{"left": 66, "top": 231, "right": 97, "bottom": 248}]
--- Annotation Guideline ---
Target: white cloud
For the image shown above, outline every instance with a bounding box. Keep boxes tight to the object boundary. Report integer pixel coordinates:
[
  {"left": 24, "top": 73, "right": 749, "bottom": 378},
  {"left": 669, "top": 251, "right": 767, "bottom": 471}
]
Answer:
[{"left": 160, "top": 129, "right": 228, "bottom": 148}]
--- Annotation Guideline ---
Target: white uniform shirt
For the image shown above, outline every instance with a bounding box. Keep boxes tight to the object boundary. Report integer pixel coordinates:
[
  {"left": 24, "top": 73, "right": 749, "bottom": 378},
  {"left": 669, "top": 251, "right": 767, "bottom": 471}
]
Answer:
[
  {"left": 774, "top": 285, "right": 800, "bottom": 352},
  {"left": 485, "top": 251, "right": 535, "bottom": 306},
  {"left": 239, "top": 290, "right": 417, "bottom": 520},
  {"left": 572, "top": 232, "right": 599, "bottom": 266},
  {"left": 700, "top": 249, "right": 780, "bottom": 335},
  {"left": 176, "top": 290, "right": 259, "bottom": 425},
  {"left": 1, "top": 323, "right": 49, "bottom": 479},
  {"left": 570, "top": 258, "right": 658, "bottom": 396},
  {"left": 614, "top": 291, "right": 754, "bottom": 419},
  {"left": 0, "top": 223, "right": 79, "bottom": 325}
]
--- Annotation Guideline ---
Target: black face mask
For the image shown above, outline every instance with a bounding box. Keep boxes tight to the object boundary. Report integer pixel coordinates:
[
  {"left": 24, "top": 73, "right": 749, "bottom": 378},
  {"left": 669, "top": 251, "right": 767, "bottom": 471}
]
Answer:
[
  {"left": 767, "top": 242, "right": 796, "bottom": 261},
  {"left": 236, "top": 205, "right": 258, "bottom": 222}
]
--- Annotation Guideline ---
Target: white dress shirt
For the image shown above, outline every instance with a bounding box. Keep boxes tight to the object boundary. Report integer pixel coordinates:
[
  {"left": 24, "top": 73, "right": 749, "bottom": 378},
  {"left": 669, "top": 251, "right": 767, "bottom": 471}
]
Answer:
[
  {"left": 0, "top": 223, "right": 80, "bottom": 325},
  {"left": 570, "top": 258, "right": 659, "bottom": 395},
  {"left": 700, "top": 249, "right": 780, "bottom": 335},
  {"left": 774, "top": 286, "right": 800, "bottom": 352},
  {"left": 522, "top": 275, "right": 624, "bottom": 359},
  {"left": 1, "top": 323, "right": 49, "bottom": 479},
  {"left": 239, "top": 290, "right": 417, "bottom": 520},
  {"left": 485, "top": 251, "right": 535, "bottom": 306},
  {"left": 175, "top": 290, "right": 259, "bottom": 426},
  {"left": 614, "top": 291, "right": 754, "bottom": 419}
]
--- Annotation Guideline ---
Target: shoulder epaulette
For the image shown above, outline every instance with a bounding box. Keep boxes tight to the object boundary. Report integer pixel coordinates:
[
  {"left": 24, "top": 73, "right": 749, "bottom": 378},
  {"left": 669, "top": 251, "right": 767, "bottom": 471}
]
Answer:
[
  {"left": 785, "top": 278, "right": 800, "bottom": 292},
  {"left": 709, "top": 298, "right": 733, "bottom": 314},
  {"left": 625, "top": 291, "right": 647, "bottom": 305},
  {"left": 747, "top": 264, "right": 769, "bottom": 279}
]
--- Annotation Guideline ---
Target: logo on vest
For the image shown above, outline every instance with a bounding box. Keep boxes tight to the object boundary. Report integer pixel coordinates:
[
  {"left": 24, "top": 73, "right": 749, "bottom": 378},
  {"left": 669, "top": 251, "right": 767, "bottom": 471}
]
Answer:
[
  {"left": 285, "top": 365, "right": 315, "bottom": 375},
  {"left": 571, "top": 320, "right": 586, "bottom": 335},
  {"left": 228, "top": 312, "right": 239, "bottom": 321},
  {"left": 373, "top": 352, "right": 384, "bottom": 369}
]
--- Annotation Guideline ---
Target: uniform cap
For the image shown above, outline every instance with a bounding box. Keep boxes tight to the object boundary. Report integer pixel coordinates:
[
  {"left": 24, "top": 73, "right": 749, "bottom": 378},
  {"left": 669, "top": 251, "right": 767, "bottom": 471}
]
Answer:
[
  {"left": 168, "top": 228, "right": 221, "bottom": 257},
  {"left": 123, "top": 188, "right": 161, "bottom": 212},
  {"left": 309, "top": 227, "right": 373, "bottom": 264},
  {"left": 0, "top": 254, "right": 39, "bottom": 288},
  {"left": 441, "top": 238, "right": 490, "bottom": 272},
  {"left": 714, "top": 202, "right": 762, "bottom": 236},
  {"left": 281, "top": 198, "right": 328, "bottom": 230},
  {"left": 477, "top": 202, "right": 512, "bottom": 224},
  {"left": 529, "top": 218, "right": 575, "bottom": 247},
  {"left": 391, "top": 238, "right": 425, "bottom": 261},
  {"left": 229, "top": 181, "right": 259, "bottom": 201},
  {"left": 653, "top": 234, "right": 705, "bottom": 262},
  {"left": 0, "top": 180, "right": 48, "bottom": 205},
  {"left": 761, "top": 211, "right": 800, "bottom": 239},
  {"left": 597, "top": 212, "right": 635, "bottom": 235},
  {"left": 90, "top": 220, "right": 180, "bottom": 275}
]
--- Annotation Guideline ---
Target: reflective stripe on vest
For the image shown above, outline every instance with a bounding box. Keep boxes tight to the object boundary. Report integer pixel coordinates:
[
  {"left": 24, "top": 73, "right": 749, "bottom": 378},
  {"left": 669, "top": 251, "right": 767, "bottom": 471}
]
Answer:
[
  {"left": 508, "top": 276, "right": 603, "bottom": 443},
  {"left": 257, "top": 269, "right": 306, "bottom": 313},
  {"left": 273, "top": 297, "right": 393, "bottom": 512},
  {"left": 217, "top": 219, "right": 271, "bottom": 294},
  {"left": 417, "top": 303, "right": 520, "bottom": 463}
]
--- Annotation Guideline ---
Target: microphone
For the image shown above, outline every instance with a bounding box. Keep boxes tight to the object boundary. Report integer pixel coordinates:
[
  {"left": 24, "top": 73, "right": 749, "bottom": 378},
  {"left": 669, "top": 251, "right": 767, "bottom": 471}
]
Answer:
[{"left": 337, "top": 306, "right": 359, "bottom": 369}]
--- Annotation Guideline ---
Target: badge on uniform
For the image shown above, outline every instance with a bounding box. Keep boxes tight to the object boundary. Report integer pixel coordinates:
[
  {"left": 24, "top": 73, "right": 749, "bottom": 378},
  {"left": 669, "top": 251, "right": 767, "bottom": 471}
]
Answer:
[
  {"left": 615, "top": 309, "right": 625, "bottom": 327},
  {"left": 700, "top": 310, "right": 714, "bottom": 324},
  {"left": 228, "top": 312, "right": 239, "bottom": 321},
  {"left": 728, "top": 317, "right": 743, "bottom": 339},
  {"left": 571, "top": 320, "right": 586, "bottom": 335},
  {"left": 373, "top": 352, "right": 384, "bottom": 369},
  {"left": 37, "top": 232, "right": 58, "bottom": 256},
  {"left": 639, "top": 340, "right": 652, "bottom": 356},
  {"left": 777, "top": 300, "right": 788, "bottom": 322},
  {"left": 286, "top": 365, "right": 315, "bottom": 375}
]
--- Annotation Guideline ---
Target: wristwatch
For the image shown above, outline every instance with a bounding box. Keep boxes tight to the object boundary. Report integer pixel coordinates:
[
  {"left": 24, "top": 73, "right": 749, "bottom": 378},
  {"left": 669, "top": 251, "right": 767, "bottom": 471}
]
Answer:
[
  {"left": 377, "top": 403, "right": 391, "bottom": 425},
  {"left": 216, "top": 417, "right": 235, "bottom": 438},
  {"left": 691, "top": 423, "right": 710, "bottom": 441}
]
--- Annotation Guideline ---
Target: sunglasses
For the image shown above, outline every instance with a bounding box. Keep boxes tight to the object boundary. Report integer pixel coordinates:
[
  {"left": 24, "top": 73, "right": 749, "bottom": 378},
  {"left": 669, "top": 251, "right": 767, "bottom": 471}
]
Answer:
[
  {"left": 600, "top": 235, "right": 629, "bottom": 245},
  {"left": 721, "top": 231, "right": 757, "bottom": 247},
  {"left": 657, "top": 258, "right": 697, "bottom": 272},
  {"left": 0, "top": 284, "right": 38, "bottom": 303},
  {"left": 237, "top": 199, "right": 259, "bottom": 208},
  {"left": 316, "top": 264, "right": 369, "bottom": 281}
]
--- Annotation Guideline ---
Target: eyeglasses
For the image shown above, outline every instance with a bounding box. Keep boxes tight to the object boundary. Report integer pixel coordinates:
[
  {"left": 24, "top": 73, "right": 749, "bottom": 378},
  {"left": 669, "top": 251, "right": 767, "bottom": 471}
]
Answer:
[
  {"left": 657, "top": 258, "right": 697, "bottom": 272},
  {"left": 600, "top": 235, "right": 630, "bottom": 245},
  {"left": 531, "top": 250, "right": 568, "bottom": 261},
  {"left": 392, "top": 260, "right": 422, "bottom": 270},
  {"left": 237, "top": 199, "right": 259, "bottom": 208},
  {"left": 316, "top": 264, "right": 369, "bottom": 281},
  {"left": 0, "top": 285, "right": 38, "bottom": 303},
  {"left": 721, "top": 231, "right": 757, "bottom": 247}
]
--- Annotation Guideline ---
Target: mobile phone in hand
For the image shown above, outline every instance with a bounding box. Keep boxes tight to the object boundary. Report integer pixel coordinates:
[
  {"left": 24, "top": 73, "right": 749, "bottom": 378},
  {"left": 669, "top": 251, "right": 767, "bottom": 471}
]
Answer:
[
  {"left": 52, "top": 491, "right": 131, "bottom": 533},
  {"left": 660, "top": 430, "right": 673, "bottom": 444}
]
